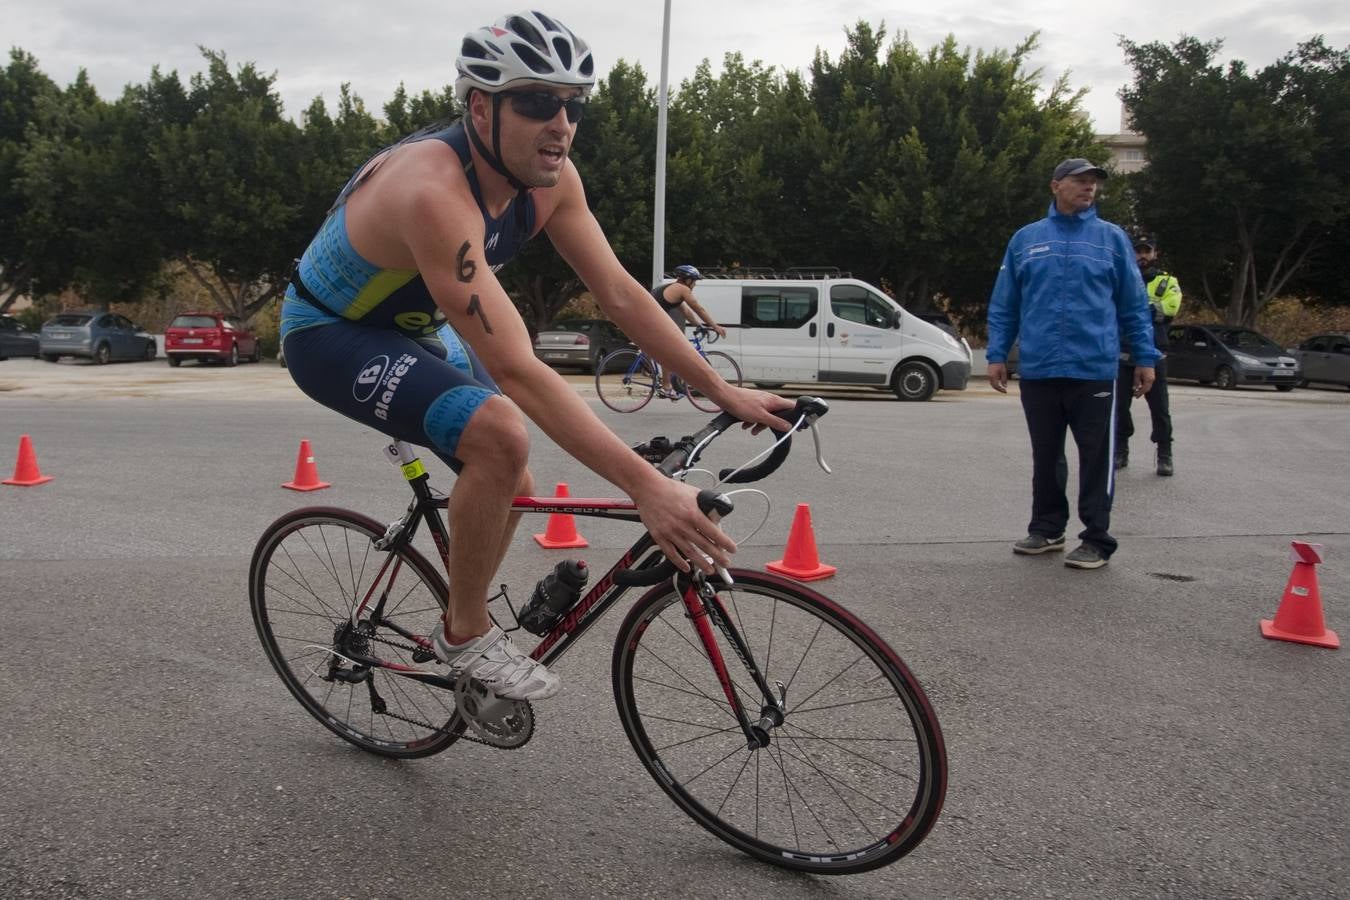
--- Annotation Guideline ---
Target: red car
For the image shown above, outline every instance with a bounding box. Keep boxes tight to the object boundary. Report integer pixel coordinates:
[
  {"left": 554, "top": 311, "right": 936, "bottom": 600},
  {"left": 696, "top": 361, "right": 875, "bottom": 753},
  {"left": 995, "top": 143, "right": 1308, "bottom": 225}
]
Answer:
[{"left": 164, "top": 313, "right": 260, "bottom": 367}]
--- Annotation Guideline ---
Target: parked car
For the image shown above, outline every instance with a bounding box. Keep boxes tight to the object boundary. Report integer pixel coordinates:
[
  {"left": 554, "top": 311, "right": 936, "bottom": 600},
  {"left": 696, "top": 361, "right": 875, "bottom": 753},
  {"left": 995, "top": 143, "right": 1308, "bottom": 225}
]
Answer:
[
  {"left": 40, "top": 311, "right": 157, "bottom": 364},
  {"left": 164, "top": 313, "right": 260, "bottom": 367},
  {"left": 1165, "top": 324, "right": 1299, "bottom": 391},
  {"left": 533, "top": 319, "right": 632, "bottom": 373},
  {"left": 0, "top": 314, "right": 41, "bottom": 360},
  {"left": 1288, "top": 333, "right": 1350, "bottom": 390}
]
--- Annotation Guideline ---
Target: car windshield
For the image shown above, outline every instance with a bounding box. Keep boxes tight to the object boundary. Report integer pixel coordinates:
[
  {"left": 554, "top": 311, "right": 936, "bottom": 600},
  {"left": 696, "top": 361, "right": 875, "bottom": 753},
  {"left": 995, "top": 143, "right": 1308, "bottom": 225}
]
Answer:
[
  {"left": 1211, "top": 328, "right": 1280, "bottom": 351},
  {"left": 49, "top": 315, "right": 93, "bottom": 327},
  {"left": 170, "top": 315, "right": 218, "bottom": 328},
  {"left": 554, "top": 321, "right": 601, "bottom": 333}
]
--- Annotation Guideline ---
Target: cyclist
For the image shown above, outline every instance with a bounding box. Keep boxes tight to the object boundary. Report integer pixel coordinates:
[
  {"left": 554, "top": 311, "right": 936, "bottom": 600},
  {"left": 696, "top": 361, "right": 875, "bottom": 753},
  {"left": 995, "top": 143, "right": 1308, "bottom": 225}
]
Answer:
[
  {"left": 650, "top": 264, "right": 727, "bottom": 397},
  {"left": 279, "top": 11, "right": 791, "bottom": 702}
]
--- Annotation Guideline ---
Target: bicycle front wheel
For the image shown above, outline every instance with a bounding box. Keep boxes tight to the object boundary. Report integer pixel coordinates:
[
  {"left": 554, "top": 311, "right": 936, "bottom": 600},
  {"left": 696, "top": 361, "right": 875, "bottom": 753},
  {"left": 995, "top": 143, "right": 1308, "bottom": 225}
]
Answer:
[
  {"left": 595, "top": 348, "right": 657, "bottom": 413},
  {"left": 687, "top": 350, "right": 743, "bottom": 412},
  {"left": 249, "top": 507, "right": 463, "bottom": 758},
  {"left": 612, "top": 570, "right": 946, "bottom": 874}
]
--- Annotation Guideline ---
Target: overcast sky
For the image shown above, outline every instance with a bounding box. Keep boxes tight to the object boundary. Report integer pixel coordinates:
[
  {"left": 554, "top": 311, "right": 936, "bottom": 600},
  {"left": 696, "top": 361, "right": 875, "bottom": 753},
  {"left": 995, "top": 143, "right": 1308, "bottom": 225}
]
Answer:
[{"left": 7, "top": 1, "right": 1347, "bottom": 135}]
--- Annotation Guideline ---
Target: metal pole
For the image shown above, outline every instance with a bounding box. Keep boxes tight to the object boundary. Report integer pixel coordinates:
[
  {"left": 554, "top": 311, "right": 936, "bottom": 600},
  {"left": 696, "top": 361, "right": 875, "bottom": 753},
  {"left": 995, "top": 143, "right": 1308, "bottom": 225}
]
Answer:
[{"left": 651, "top": 0, "right": 671, "bottom": 288}]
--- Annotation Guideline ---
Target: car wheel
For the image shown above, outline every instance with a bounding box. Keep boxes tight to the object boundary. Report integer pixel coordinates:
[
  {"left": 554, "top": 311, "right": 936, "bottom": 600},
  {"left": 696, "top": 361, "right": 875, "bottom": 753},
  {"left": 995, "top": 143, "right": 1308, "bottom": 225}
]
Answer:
[
  {"left": 1214, "top": 365, "right": 1235, "bottom": 390},
  {"left": 1275, "top": 384, "right": 1295, "bottom": 392},
  {"left": 168, "top": 355, "right": 182, "bottom": 367},
  {"left": 226, "top": 344, "right": 239, "bottom": 367},
  {"left": 144, "top": 341, "right": 157, "bottom": 361},
  {"left": 94, "top": 343, "right": 111, "bottom": 365},
  {"left": 1297, "top": 379, "right": 1309, "bottom": 388},
  {"left": 892, "top": 360, "right": 938, "bottom": 401},
  {"left": 42, "top": 354, "right": 60, "bottom": 363}
]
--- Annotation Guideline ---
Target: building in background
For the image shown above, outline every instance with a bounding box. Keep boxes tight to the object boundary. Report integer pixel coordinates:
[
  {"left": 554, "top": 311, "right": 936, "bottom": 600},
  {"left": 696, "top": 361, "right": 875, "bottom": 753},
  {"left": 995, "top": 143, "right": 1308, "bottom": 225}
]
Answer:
[{"left": 1098, "top": 104, "right": 1147, "bottom": 174}]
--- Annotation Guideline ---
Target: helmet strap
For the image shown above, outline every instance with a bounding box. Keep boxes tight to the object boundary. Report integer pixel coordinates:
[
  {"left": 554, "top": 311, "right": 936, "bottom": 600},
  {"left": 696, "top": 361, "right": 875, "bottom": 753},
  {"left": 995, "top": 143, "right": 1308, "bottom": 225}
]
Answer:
[{"left": 465, "top": 92, "right": 529, "bottom": 194}]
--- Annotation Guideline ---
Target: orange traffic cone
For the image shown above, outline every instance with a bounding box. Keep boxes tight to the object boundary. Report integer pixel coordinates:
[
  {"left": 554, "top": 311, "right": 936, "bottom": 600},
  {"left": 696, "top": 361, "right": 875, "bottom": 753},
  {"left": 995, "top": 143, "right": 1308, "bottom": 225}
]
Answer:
[
  {"left": 282, "top": 439, "right": 331, "bottom": 492},
  {"left": 1261, "top": 541, "right": 1339, "bottom": 649},
  {"left": 533, "top": 483, "right": 589, "bottom": 549},
  {"left": 3, "top": 434, "right": 54, "bottom": 487},
  {"left": 766, "top": 503, "right": 836, "bottom": 581}
]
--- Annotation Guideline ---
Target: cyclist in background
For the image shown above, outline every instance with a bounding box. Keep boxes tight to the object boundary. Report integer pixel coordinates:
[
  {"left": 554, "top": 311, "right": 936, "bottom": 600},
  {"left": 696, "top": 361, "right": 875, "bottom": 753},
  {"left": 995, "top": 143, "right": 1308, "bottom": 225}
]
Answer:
[
  {"left": 650, "top": 265, "right": 727, "bottom": 398},
  {"left": 279, "top": 11, "right": 791, "bottom": 702}
]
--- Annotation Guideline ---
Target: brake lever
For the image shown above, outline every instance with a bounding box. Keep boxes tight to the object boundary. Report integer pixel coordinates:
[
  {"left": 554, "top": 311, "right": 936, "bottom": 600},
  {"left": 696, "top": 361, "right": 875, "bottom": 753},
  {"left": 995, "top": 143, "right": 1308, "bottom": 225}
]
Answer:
[{"left": 806, "top": 418, "right": 832, "bottom": 474}]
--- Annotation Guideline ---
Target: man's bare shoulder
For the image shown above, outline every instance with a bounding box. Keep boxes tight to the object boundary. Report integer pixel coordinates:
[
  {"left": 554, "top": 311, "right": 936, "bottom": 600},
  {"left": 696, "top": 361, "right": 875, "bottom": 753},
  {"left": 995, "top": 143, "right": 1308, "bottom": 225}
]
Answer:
[{"left": 374, "top": 139, "right": 472, "bottom": 205}]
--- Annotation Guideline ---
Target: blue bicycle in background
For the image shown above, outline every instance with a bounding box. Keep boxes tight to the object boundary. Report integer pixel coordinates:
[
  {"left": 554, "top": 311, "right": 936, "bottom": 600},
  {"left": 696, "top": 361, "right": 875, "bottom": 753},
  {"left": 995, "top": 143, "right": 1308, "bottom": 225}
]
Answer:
[{"left": 595, "top": 325, "right": 743, "bottom": 412}]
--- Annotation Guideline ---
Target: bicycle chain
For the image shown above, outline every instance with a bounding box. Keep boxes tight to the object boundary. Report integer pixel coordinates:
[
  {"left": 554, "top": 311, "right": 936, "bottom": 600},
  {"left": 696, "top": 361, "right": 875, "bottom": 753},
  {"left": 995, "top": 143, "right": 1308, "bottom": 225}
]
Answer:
[{"left": 357, "top": 629, "right": 528, "bottom": 749}]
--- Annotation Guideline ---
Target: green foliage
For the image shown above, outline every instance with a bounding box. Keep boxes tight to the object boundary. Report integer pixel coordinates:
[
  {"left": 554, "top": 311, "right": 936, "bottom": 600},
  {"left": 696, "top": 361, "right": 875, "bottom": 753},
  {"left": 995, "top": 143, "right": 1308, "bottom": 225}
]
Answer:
[{"left": 1122, "top": 36, "right": 1350, "bottom": 324}]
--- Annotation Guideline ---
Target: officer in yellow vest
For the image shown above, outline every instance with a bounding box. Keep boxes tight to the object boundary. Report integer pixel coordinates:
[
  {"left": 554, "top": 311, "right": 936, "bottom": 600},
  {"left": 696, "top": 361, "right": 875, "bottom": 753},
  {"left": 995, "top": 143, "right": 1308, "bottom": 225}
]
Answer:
[{"left": 1116, "top": 236, "right": 1182, "bottom": 475}]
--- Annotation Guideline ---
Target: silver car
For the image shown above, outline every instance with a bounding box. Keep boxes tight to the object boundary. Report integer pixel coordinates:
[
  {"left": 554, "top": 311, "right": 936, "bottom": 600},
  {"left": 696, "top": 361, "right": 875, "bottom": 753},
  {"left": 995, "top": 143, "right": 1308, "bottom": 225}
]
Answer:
[
  {"left": 40, "top": 311, "right": 157, "bottom": 364},
  {"left": 1289, "top": 333, "right": 1350, "bottom": 390}
]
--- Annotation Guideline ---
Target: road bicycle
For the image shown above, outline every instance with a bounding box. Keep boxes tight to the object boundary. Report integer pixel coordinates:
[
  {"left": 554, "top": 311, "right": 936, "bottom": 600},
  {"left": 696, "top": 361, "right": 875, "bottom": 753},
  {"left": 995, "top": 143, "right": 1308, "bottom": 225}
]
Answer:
[
  {"left": 248, "top": 397, "right": 946, "bottom": 874},
  {"left": 595, "top": 324, "right": 743, "bottom": 413}
]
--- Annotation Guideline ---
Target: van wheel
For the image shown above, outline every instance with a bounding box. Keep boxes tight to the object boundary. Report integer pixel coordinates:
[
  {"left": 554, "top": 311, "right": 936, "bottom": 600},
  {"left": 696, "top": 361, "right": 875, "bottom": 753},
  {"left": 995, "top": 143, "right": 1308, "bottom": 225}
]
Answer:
[
  {"left": 754, "top": 382, "right": 784, "bottom": 390},
  {"left": 893, "top": 361, "right": 938, "bottom": 401}
]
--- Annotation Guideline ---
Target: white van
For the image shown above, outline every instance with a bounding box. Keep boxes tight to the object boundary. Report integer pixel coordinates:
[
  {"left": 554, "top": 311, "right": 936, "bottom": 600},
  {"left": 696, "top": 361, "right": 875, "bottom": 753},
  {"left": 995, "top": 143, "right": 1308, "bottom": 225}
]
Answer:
[{"left": 681, "top": 272, "right": 971, "bottom": 401}]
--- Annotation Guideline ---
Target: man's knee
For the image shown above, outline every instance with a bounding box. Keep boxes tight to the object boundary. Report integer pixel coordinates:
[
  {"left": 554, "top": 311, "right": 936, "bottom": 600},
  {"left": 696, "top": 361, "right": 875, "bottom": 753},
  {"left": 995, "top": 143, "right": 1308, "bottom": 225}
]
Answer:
[{"left": 457, "top": 397, "right": 530, "bottom": 474}]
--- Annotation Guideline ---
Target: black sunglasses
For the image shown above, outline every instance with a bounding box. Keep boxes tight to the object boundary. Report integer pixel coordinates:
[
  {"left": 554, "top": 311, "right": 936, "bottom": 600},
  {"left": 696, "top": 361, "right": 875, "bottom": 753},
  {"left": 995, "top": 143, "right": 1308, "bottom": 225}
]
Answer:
[{"left": 503, "top": 90, "right": 586, "bottom": 124}]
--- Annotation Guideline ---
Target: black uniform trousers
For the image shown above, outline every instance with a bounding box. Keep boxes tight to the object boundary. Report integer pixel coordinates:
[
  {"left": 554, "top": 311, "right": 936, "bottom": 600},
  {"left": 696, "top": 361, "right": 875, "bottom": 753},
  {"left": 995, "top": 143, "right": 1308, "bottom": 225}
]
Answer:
[
  {"left": 1116, "top": 356, "right": 1172, "bottom": 450},
  {"left": 1019, "top": 378, "right": 1118, "bottom": 557}
]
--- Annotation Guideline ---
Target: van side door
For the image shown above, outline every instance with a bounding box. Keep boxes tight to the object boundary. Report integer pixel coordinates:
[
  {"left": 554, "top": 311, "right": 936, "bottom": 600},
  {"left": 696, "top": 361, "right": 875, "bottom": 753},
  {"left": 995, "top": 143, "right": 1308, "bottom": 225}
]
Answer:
[
  {"left": 736, "top": 284, "right": 821, "bottom": 382},
  {"left": 822, "top": 284, "right": 901, "bottom": 385}
]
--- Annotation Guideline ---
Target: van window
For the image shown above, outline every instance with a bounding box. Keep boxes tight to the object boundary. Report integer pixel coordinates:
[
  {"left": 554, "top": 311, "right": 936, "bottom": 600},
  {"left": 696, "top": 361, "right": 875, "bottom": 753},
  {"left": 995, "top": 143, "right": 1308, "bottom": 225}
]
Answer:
[
  {"left": 741, "top": 287, "right": 817, "bottom": 329},
  {"left": 829, "top": 285, "right": 892, "bottom": 328}
]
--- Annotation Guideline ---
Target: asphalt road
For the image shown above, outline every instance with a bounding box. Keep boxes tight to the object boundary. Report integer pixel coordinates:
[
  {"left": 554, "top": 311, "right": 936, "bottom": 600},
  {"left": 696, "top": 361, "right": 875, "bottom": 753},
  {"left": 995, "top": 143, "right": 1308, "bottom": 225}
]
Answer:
[{"left": 1, "top": 358, "right": 1347, "bottom": 899}]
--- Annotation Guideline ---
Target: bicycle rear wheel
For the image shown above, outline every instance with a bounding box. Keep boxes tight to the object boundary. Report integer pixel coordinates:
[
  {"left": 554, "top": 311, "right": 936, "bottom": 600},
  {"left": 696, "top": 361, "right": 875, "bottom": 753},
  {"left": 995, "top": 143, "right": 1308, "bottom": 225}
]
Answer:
[
  {"left": 249, "top": 507, "right": 463, "bottom": 758},
  {"left": 595, "top": 348, "right": 657, "bottom": 412},
  {"left": 687, "top": 350, "right": 743, "bottom": 412},
  {"left": 612, "top": 570, "right": 946, "bottom": 874}
]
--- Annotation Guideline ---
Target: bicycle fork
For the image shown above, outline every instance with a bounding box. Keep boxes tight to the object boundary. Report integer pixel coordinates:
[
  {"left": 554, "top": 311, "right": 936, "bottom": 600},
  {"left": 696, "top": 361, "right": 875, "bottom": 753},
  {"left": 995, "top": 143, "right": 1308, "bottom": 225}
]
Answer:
[{"left": 682, "top": 582, "right": 787, "bottom": 750}]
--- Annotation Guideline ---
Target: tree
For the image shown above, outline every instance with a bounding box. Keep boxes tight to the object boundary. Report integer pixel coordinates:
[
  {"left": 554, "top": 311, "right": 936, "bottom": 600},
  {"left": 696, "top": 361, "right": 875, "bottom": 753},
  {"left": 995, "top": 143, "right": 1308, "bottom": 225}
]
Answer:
[
  {"left": 0, "top": 49, "right": 60, "bottom": 311},
  {"left": 151, "top": 49, "right": 306, "bottom": 319},
  {"left": 1121, "top": 36, "right": 1350, "bottom": 325},
  {"left": 17, "top": 71, "right": 166, "bottom": 307}
]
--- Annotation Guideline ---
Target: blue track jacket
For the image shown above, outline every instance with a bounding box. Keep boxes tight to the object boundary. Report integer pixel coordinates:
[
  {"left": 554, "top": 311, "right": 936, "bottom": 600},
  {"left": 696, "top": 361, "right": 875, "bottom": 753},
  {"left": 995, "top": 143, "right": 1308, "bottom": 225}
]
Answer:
[{"left": 986, "top": 203, "right": 1159, "bottom": 379}]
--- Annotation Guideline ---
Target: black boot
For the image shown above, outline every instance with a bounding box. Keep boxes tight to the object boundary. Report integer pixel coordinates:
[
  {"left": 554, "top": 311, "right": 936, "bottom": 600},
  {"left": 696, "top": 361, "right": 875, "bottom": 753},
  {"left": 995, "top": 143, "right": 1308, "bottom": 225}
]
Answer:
[
  {"left": 1114, "top": 446, "right": 1129, "bottom": 470},
  {"left": 1156, "top": 445, "right": 1173, "bottom": 477}
]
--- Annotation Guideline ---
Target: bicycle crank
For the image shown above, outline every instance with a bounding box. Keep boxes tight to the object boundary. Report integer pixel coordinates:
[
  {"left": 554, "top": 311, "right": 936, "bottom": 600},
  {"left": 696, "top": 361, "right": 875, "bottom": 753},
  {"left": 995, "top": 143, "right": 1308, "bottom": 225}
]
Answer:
[{"left": 453, "top": 676, "right": 534, "bottom": 749}]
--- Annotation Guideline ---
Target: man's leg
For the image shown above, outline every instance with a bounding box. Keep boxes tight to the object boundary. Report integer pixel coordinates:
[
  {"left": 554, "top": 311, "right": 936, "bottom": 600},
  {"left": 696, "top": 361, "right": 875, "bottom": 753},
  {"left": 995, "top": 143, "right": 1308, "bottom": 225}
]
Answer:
[
  {"left": 1114, "top": 363, "right": 1134, "bottom": 469},
  {"left": 1067, "top": 379, "right": 1119, "bottom": 557},
  {"left": 1146, "top": 357, "right": 1174, "bottom": 475},
  {"left": 1019, "top": 379, "right": 1071, "bottom": 539},
  {"left": 442, "top": 396, "right": 531, "bottom": 642}
]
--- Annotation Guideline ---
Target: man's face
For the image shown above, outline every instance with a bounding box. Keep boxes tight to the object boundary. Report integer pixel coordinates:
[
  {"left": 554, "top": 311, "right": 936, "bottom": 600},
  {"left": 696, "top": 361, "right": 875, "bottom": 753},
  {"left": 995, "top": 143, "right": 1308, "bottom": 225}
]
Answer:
[
  {"left": 1135, "top": 246, "right": 1157, "bottom": 268},
  {"left": 476, "top": 85, "right": 582, "bottom": 189},
  {"left": 1050, "top": 172, "right": 1102, "bottom": 214}
]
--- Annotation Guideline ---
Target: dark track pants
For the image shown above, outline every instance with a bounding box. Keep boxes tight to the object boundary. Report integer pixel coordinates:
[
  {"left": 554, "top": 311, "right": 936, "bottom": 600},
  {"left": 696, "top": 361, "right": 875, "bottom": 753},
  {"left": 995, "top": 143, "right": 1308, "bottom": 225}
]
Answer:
[{"left": 1019, "top": 378, "right": 1118, "bottom": 557}]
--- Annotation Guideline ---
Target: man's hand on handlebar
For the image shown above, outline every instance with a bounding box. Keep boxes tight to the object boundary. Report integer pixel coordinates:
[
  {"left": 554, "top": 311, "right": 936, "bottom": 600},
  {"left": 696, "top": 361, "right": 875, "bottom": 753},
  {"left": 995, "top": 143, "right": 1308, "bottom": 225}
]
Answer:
[
  {"left": 718, "top": 385, "right": 797, "bottom": 435},
  {"left": 630, "top": 476, "right": 734, "bottom": 575}
]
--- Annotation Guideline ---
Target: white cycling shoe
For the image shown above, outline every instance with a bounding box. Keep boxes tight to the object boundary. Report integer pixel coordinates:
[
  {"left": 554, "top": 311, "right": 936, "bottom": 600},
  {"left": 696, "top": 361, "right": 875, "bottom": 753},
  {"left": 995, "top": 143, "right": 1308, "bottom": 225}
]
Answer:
[{"left": 431, "top": 625, "right": 561, "bottom": 701}]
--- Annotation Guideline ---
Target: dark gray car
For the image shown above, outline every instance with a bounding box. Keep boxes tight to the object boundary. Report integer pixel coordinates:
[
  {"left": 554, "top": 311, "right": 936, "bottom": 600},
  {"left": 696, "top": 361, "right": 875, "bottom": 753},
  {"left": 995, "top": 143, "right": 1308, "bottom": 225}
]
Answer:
[
  {"left": 1165, "top": 324, "right": 1299, "bottom": 391},
  {"left": 1289, "top": 332, "right": 1350, "bottom": 390},
  {"left": 0, "top": 315, "right": 41, "bottom": 360},
  {"left": 40, "top": 311, "right": 157, "bottom": 364}
]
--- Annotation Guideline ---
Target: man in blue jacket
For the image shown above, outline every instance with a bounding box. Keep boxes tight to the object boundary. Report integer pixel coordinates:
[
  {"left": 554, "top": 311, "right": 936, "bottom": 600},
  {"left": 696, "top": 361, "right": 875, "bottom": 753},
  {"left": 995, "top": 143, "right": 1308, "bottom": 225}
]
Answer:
[{"left": 985, "top": 158, "right": 1159, "bottom": 569}]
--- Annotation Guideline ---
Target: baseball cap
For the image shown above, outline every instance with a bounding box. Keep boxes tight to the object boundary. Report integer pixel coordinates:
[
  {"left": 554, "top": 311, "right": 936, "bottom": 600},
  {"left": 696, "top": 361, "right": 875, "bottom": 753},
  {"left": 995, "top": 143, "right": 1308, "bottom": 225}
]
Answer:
[
  {"left": 1052, "top": 158, "right": 1109, "bottom": 181},
  {"left": 1133, "top": 235, "right": 1157, "bottom": 251}
]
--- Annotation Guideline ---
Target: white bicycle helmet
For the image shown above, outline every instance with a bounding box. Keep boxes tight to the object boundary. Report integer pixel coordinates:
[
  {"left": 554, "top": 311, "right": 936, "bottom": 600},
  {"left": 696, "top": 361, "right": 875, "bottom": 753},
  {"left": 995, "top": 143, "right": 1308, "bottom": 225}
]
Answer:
[{"left": 456, "top": 11, "right": 596, "bottom": 103}]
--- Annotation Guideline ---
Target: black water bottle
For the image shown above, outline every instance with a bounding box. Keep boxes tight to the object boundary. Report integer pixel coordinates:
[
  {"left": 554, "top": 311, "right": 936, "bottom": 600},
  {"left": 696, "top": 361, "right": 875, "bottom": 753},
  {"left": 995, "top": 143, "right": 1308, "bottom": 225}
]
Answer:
[{"left": 518, "top": 559, "right": 589, "bottom": 636}]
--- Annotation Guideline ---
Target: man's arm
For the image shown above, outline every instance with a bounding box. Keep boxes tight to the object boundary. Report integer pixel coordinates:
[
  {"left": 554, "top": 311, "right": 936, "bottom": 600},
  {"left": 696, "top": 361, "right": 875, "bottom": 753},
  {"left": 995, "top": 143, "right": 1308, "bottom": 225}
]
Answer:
[
  {"left": 1154, "top": 275, "right": 1182, "bottom": 319},
  {"left": 985, "top": 241, "right": 1021, "bottom": 394},
  {"left": 675, "top": 286, "right": 727, "bottom": 339}
]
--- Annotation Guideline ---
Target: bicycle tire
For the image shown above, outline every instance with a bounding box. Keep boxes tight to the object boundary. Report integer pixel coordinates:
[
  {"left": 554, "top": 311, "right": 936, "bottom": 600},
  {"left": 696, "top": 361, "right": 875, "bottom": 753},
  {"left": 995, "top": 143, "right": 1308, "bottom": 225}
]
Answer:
[
  {"left": 595, "top": 348, "right": 657, "bottom": 413},
  {"left": 611, "top": 569, "right": 946, "bottom": 874},
  {"left": 687, "top": 350, "right": 743, "bottom": 412},
  {"left": 249, "top": 507, "right": 464, "bottom": 758}
]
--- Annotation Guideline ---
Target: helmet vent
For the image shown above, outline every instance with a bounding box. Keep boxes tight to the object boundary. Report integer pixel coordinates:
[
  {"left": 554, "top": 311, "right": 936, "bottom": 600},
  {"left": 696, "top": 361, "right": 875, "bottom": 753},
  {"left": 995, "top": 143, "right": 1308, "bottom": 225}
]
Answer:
[
  {"left": 506, "top": 15, "right": 548, "bottom": 52},
  {"left": 551, "top": 37, "right": 573, "bottom": 69},
  {"left": 512, "top": 43, "right": 553, "bottom": 75}
]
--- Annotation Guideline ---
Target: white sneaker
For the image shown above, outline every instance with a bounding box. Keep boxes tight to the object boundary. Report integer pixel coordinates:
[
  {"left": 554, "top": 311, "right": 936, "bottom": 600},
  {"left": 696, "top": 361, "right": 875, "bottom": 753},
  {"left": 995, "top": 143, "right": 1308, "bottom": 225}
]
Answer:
[{"left": 431, "top": 625, "right": 561, "bottom": 700}]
